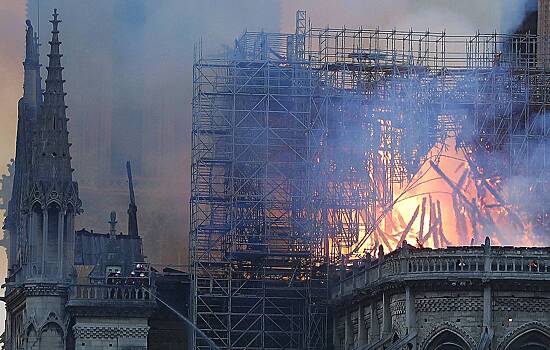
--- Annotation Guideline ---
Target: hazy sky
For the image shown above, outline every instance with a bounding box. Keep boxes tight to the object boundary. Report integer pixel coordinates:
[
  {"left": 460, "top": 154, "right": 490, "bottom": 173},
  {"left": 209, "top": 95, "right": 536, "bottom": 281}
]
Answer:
[
  {"left": 0, "top": 0, "right": 25, "bottom": 331},
  {"left": 0, "top": 0, "right": 536, "bottom": 332},
  {"left": 280, "top": 0, "right": 533, "bottom": 34},
  {"left": 0, "top": 0, "right": 534, "bottom": 173}
]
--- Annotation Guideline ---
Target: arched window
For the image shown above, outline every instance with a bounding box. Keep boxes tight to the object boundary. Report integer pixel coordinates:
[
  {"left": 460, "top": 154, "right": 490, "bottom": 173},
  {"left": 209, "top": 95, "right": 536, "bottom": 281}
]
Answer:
[
  {"left": 425, "top": 330, "right": 471, "bottom": 350},
  {"left": 62, "top": 205, "right": 74, "bottom": 279},
  {"left": 31, "top": 203, "right": 44, "bottom": 275},
  {"left": 506, "top": 329, "right": 550, "bottom": 350},
  {"left": 46, "top": 204, "right": 61, "bottom": 276},
  {"left": 26, "top": 324, "right": 38, "bottom": 349},
  {"left": 39, "top": 323, "right": 64, "bottom": 350}
]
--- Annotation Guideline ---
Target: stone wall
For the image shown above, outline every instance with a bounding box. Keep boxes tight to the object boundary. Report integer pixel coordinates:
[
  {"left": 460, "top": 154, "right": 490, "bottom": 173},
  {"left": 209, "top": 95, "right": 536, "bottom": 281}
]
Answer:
[
  {"left": 330, "top": 241, "right": 550, "bottom": 350},
  {"left": 73, "top": 317, "right": 149, "bottom": 350}
]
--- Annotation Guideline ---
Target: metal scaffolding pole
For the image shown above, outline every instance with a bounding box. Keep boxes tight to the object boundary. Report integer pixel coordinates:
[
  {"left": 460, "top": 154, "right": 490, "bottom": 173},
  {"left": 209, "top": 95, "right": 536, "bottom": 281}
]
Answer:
[{"left": 192, "top": 10, "right": 550, "bottom": 350}]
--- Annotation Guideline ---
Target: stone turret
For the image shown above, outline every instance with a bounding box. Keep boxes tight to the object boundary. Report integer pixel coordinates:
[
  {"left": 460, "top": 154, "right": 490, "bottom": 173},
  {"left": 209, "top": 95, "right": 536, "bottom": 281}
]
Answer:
[
  {"left": 4, "top": 19, "right": 42, "bottom": 277},
  {"left": 24, "top": 8, "right": 81, "bottom": 281},
  {"left": 4, "top": 11, "right": 81, "bottom": 350}
]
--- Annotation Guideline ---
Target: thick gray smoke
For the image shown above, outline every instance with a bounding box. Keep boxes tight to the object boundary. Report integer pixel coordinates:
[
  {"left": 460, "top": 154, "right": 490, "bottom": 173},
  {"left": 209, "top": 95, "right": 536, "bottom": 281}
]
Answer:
[
  {"left": 16, "top": 0, "right": 538, "bottom": 265},
  {"left": 25, "top": 0, "right": 281, "bottom": 266},
  {"left": 281, "top": 0, "right": 534, "bottom": 34}
]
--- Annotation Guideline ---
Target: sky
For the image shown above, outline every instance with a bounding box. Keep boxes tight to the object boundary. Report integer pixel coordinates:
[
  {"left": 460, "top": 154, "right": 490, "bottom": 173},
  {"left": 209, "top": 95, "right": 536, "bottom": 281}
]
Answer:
[{"left": 0, "top": 0, "right": 537, "bottom": 332}]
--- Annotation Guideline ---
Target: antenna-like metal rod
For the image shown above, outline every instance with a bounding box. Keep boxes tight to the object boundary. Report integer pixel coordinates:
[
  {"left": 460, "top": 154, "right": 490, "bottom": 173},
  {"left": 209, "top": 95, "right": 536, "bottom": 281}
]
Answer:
[
  {"left": 127, "top": 161, "right": 136, "bottom": 205},
  {"left": 126, "top": 161, "right": 139, "bottom": 237}
]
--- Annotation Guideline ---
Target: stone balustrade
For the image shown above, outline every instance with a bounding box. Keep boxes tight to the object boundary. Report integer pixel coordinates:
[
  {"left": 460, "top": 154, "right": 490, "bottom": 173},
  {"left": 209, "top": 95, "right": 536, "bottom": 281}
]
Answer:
[
  {"left": 332, "top": 240, "right": 550, "bottom": 300},
  {"left": 70, "top": 284, "right": 155, "bottom": 302}
]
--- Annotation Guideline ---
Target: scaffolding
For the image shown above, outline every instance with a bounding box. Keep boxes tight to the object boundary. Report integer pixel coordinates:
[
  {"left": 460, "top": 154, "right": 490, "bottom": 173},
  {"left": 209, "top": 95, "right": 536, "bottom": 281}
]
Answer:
[{"left": 191, "top": 11, "right": 550, "bottom": 350}]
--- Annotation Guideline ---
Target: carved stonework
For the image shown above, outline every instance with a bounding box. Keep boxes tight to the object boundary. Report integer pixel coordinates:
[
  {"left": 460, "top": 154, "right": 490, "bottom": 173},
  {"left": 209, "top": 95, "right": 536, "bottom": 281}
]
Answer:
[
  {"left": 415, "top": 297, "right": 483, "bottom": 313},
  {"left": 390, "top": 300, "right": 406, "bottom": 316},
  {"left": 419, "top": 322, "right": 477, "bottom": 350},
  {"left": 24, "top": 283, "right": 68, "bottom": 297},
  {"left": 392, "top": 321, "right": 405, "bottom": 339},
  {"left": 73, "top": 326, "right": 149, "bottom": 339},
  {"left": 496, "top": 321, "right": 550, "bottom": 350},
  {"left": 494, "top": 297, "right": 550, "bottom": 313}
]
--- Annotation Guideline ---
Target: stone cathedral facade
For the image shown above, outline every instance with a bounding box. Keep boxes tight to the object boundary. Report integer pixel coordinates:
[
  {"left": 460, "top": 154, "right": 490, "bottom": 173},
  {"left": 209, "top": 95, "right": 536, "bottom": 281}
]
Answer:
[
  {"left": 3, "top": 10, "right": 157, "bottom": 350},
  {"left": 330, "top": 239, "right": 550, "bottom": 350}
]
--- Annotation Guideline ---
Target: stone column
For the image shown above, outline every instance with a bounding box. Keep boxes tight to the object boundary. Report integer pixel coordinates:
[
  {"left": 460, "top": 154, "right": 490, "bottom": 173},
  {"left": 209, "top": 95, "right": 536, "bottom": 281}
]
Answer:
[
  {"left": 483, "top": 284, "right": 492, "bottom": 329},
  {"left": 7, "top": 226, "right": 15, "bottom": 272},
  {"left": 58, "top": 210, "right": 65, "bottom": 279},
  {"left": 382, "top": 292, "right": 392, "bottom": 338},
  {"left": 344, "top": 309, "right": 353, "bottom": 349},
  {"left": 332, "top": 313, "right": 340, "bottom": 349},
  {"left": 369, "top": 303, "right": 380, "bottom": 342},
  {"left": 405, "top": 286, "right": 416, "bottom": 335},
  {"left": 41, "top": 208, "right": 48, "bottom": 276},
  {"left": 482, "top": 236, "right": 493, "bottom": 331},
  {"left": 483, "top": 236, "right": 492, "bottom": 273},
  {"left": 66, "top": 213, "right": 74, "bottom": 270},
  {"left": 357, "top": 304, "right": 368, "bottom": 346},
  {"left": 27, "top": 211, "right": 34, "bottom": 276}
]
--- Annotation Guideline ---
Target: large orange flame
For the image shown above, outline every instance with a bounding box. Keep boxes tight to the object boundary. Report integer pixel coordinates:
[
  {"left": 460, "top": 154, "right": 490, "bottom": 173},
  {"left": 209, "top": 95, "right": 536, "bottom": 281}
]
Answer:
[{"left": 348, "top": 135, "right": 543, "bottom": 259}]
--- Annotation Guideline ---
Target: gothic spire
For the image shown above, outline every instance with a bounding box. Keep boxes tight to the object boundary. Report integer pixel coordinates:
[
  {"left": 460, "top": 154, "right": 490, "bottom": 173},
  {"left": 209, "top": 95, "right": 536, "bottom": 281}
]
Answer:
[
  {"left": 43, "top": 9, "right": 64, "bottom": 114},
  {"left": 36, "top": 9, "right": 74, "bottom": 183}
]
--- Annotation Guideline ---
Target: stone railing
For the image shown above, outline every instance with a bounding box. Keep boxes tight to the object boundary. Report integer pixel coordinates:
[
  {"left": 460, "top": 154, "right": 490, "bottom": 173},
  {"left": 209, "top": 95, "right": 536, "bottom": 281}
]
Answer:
[
  {"left": 332, "top": 238, "right": 550, "bottom": 299},
  {"left": 69, "top": 284, "right": 155, "bottom": 302}
]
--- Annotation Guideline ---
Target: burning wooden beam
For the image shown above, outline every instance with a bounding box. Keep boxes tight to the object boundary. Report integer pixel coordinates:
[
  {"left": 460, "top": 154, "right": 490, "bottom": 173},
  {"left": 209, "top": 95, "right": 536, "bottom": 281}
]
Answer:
[
  {"left": 398, "top": 205, "right": 420, "bottom": 247},
  {"left": 437, "top": 200, "right": 452, "bottom": 247},
  {"left": 377, "top": 226, "right": 393, "bottom": 252},
  {"left": 418, "top": 197, "right": 427, "bottom": 241},
  {"left": 432, "top": 201, "right": 441, "bottom": 248},
  {"left": 465, "top": 157, "right": 525, "bottom": 231},
  {"left": 429, "top": 196, "right": 438, "bottom": 247}
]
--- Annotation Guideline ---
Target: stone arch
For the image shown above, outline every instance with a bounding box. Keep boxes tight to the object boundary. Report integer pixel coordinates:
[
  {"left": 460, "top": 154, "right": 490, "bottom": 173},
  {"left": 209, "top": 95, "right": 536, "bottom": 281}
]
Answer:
[
  {"left": 421, "top": 323, "right": 475, "bottom": 350},
  {"left": 39, "top": 322, "right": 64, "bottom": 350},
  {"left": 498, "top": 322, "right": 550, "bottom": 350},
  {"left": 30, "top": 202, "right": 44, "bottom": 275},
  {"left": 45, "top": 203, "right": 61, "bottom": 277},
  {"left": 62, "top": 203, "right": 75, "bottom": 278},
  {"left": 26, "top": 324, "right": 39, "bottom": 349}
]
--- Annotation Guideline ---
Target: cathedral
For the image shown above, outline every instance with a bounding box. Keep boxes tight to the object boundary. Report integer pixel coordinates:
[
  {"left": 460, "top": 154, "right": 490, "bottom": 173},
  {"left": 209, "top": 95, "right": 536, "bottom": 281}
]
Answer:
[{"left": 2, "top": 10, "right": 189, "bottom": 350}]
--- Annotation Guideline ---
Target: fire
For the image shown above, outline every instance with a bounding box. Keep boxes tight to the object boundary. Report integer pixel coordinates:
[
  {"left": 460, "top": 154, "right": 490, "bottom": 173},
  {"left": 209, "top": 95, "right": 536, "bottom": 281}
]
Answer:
[{"left": 347, "top": 134, "right": 544, "bottom": 259}]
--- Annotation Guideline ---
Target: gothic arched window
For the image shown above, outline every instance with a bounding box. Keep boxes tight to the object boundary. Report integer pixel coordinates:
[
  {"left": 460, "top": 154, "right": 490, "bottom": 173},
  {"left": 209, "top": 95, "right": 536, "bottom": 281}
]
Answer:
[
  {"left": 505, "top": 329, "right": 550, "bottom": 350},
  {"left": 425, "top": 329, "right": 471, "bottom": 350}
]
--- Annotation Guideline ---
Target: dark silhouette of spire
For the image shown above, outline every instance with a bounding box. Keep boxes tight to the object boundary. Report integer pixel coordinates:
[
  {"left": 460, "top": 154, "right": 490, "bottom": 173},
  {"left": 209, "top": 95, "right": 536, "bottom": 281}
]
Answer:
[
  {"left": 36, "top": 8, "right": 73, "bottom": 182},
  {"left": 44, "top": 9, "right": 64, "bottom": 105},
  {"left": 126, "top": 161, "right": 139, "bottom": 237},
  {"left": 6, "top": 19, "right": 41, "bottom": 239}
]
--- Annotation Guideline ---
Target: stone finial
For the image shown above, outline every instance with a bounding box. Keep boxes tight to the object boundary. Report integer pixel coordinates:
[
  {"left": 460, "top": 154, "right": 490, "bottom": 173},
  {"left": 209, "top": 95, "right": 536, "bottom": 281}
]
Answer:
[
  {"left": 378, "top": 244, "right": 385, "bottom": 259},
  {"left": 402, "top": 239, "right": 410, "bottom": 255},
  {"left": 109, "top": 211, "right": 117, "bottom": 238},
  {"left": 484, "top": 236, "right": 491, "bottom": 253}
]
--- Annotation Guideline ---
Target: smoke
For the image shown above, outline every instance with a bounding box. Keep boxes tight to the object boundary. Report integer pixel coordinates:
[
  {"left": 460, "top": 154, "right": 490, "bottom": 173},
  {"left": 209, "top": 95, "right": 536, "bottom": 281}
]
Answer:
[
  {"left": 0, "top": 2, "right": 24, "bottom": 166},
  {"left": 23, "top": 0, "right": 281, "bottom": 266},
  {"left": 0, "top": 0, "right": 542, "bottom": 334},
  {"left": 327, "top": 61, "right": 550, "bottom": 254},
  {"left": 0, "top": 0, "right": 26, "bottom": 335},
  {"left": 281, "top": 0, "right": 534, "bottom": 35},
  {"left": 1, "top": 0, "right": 539, "bottom": 270}
]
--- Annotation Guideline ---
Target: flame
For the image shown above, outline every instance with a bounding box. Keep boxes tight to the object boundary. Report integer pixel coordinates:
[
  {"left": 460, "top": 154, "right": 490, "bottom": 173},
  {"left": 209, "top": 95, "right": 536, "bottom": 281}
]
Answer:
[{"left": 345, "top": 135, "right": 544, "bottom": 260}]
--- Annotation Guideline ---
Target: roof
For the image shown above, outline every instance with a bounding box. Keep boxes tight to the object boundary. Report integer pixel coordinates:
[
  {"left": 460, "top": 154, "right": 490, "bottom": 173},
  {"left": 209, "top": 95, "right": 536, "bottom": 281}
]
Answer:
[{"left": 74, "top": 229, "right": 144, "bottom": 279}]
